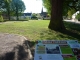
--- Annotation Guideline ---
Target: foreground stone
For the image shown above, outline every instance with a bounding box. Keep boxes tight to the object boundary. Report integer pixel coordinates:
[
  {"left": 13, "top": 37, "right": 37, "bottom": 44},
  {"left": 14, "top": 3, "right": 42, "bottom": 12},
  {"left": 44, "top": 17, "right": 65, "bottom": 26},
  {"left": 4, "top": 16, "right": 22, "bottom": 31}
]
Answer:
[{"left": 0, "top": 33, "right": 33, "bottom": 60}]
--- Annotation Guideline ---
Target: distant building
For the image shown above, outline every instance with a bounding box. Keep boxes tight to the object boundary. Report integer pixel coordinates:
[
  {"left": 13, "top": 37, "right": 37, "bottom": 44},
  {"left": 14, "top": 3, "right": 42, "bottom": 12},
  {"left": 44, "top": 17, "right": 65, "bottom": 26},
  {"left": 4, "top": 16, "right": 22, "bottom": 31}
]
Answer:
[
  {"left": 40, "top": 7, "right": 50, "bottom": 20},
  {"left": 21, "top": 13, "right": 32, "bottom": 19},
  {"left": 11, "top": 13, "right": 32, "bottom": 20}
]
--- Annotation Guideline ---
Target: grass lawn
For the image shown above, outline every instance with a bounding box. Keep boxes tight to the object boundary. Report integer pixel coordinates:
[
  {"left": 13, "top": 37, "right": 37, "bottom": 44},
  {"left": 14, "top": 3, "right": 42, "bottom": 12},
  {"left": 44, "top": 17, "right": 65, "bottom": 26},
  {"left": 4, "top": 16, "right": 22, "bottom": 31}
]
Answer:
[{"left": 0, "top": 20, "right": 80, "bottom": 41}]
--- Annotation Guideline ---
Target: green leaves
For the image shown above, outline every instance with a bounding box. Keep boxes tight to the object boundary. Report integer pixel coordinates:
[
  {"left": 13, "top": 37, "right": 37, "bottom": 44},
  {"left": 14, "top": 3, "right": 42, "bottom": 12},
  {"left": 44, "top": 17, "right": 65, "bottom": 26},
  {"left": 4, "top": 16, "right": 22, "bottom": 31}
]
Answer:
[
  {"left": 42, "top": 0, "right": 51, "bottom": 15},
  {"left": 42, "top": 0, "right": 79, "bottom": 16},
  {"left": 11, "top": 0, "right": 26, "bottom": 13}
]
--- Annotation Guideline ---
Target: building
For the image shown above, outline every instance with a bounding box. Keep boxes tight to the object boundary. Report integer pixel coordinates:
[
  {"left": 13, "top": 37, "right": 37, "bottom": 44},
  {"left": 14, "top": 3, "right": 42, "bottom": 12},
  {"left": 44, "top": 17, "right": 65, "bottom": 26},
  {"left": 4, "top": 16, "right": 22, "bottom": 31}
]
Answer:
[
  {"left": 11, "top": 13, "right": 32, "bottom": 20},
  {"left": 23, "top": 13, "right": 32, "bottom": 18},
  {"left": 40, "top": 7, "right": 50, "bottom": 20}
]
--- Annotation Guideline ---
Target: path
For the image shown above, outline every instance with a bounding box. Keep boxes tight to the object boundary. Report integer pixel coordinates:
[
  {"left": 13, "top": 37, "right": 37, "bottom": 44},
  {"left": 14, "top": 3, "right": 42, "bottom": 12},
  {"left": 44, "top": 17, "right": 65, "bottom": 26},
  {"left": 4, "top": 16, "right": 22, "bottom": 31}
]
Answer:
[{"left": 64, "top": 20, "right": 80, "bottom": 24}]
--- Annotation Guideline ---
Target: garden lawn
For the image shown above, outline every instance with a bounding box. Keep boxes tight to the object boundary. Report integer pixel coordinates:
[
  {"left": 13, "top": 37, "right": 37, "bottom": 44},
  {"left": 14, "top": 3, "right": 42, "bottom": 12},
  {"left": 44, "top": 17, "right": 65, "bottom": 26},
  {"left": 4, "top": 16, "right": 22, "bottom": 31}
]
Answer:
[{"left": 0, "top": 20, "right": 80, "bottom": 41}]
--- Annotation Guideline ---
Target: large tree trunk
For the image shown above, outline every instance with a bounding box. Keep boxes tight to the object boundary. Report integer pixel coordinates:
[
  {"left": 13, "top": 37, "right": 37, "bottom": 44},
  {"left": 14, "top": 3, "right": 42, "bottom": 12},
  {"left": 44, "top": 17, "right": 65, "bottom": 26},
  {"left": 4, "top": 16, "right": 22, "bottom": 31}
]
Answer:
[{"left": 48, "top": 0, "right": 65, "bottom": 31}]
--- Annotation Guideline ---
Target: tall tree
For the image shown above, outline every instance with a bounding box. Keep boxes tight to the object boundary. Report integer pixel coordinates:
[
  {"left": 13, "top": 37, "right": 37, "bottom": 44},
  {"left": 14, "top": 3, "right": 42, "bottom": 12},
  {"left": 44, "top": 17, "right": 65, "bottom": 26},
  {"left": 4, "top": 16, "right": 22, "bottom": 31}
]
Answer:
[
  {"left": 42, "top": 0, "right": 78, "bottom": 31},
  {"left": 48, "top": 0, "right": 65, "bottom": 30},
  {"left": 11, "top": 0, "right": 26, "bottom": 20},
  {"left": 4, "top": 0, "right": 12, "bottom": 20}
]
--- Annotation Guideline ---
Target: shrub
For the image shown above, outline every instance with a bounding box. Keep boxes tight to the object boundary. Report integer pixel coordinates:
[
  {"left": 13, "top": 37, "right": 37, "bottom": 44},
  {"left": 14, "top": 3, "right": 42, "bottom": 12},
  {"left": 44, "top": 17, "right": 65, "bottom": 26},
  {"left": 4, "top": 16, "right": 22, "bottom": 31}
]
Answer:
[
  {"left": 76, "top": 13, "right": 80, "bottom": 21},
  {"left": 0, "top": 15, "right": 4, "bottom": 22}
]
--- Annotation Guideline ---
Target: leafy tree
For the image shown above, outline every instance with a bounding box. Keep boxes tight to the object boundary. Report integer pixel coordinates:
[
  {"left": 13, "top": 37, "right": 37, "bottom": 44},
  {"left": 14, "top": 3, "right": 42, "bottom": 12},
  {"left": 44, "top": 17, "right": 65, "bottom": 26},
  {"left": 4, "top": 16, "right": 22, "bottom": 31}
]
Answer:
[
  {"left": 3, "top": 0, "right": 12, "bottom": 20},
  {"left": 0, "top": 15, "right": 4, "bottom": 22},
  {"left": 42, "top": 0, "right": 51, "bottom": 15},
  {"left": 67, "top": 8, "right": 76, "bottom": 19},
  {"left": 31, "top": 13, "right": 38, "bottom": 20},
  {"left": 37, "top": 13, "right": 42, "bottom": 19},
  {"left": 0, "top": 0, "right": 12, "bottom": 20},
  {"left": 11, "top": 0, "right": 26, "bottom": 20},
  {"left": 32, "top": 13, "right": 37, "bottom": 17},
  {"left": 76, "top": 13, "right": 80, "bottom": 21},
  {"left": 42, "top": 0, "right": 78, "bottom": 31},
  {"left": 76, "top": 0, "right": 80, "bottom": 11}
]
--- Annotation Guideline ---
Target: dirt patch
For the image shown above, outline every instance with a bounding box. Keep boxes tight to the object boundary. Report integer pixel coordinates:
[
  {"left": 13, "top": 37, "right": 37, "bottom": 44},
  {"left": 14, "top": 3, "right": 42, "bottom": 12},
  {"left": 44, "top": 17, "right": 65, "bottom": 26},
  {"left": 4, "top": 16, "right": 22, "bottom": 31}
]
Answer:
[{"left": 0, "top": 33, "right": 34, "bottom": 60}]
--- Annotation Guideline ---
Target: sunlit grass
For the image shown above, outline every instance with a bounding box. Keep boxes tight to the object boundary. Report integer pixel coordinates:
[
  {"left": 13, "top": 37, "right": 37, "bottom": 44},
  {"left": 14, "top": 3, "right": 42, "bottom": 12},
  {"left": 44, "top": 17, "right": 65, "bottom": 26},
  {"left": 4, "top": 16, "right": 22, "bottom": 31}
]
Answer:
[{"left": 0, "top": 20, "right": 80, "bottom": 41}]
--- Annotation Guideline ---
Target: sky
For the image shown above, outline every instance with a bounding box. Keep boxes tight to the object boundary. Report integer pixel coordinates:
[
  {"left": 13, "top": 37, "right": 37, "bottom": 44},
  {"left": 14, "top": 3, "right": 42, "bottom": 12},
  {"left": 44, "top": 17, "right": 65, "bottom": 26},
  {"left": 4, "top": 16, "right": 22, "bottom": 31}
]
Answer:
[{"left": 22, "top": 0, "right": 47, "bottom": 13}]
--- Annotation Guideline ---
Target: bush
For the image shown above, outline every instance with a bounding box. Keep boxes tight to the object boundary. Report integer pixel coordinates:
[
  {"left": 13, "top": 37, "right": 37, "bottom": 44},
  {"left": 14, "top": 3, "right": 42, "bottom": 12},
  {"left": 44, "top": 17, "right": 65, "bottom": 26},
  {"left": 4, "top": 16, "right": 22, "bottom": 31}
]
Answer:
[
  {"left": 31, "top": 16, "right": 38, "bottom": 20},
  {"left": 76, "top": 13, "right": 80, "bottom": 21},
  {"left": 0, "top": 15, "right": 4, "bottom": 22}
]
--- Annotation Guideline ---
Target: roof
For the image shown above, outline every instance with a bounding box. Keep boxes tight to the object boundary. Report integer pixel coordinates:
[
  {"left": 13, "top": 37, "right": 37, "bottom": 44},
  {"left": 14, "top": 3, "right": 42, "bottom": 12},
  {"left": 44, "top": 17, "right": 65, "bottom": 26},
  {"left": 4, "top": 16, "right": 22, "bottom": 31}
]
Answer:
[
  {"left": 40, "top": 12, "right": 48, "bottom": 16},
  {"left": 22, "top": 13, "right": 32, "bottom": 16}
]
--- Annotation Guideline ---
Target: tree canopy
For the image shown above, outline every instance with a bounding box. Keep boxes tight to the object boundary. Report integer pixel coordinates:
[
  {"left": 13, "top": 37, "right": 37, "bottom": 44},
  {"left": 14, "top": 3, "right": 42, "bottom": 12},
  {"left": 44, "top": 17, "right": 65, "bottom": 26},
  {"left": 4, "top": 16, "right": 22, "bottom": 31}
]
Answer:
[
  {"left": 11, "top": 0, "right": 26, "bottom": 20},
  {"left": 0, "top": 0, "right": 26, "bottom": 20},
  {"left": 42, "top": 0, "right": 79, "bottom": 30},
  {"left": 42, "top": 0, "right": 79, "bottom": 16}
]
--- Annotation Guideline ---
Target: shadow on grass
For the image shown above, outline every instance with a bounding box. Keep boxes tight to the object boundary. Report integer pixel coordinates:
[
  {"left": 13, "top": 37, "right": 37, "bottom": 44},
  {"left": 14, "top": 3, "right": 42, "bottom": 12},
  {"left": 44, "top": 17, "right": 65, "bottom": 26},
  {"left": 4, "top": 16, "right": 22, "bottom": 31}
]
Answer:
[
  {"left": 59, "top": 29, "right": 80, "bottom": 40},
  {"left": 39, "top": 22, "right": 80, "bottom": 41},
  {"left": 64, "top": 22, "right": 80, "bottom": 33}
]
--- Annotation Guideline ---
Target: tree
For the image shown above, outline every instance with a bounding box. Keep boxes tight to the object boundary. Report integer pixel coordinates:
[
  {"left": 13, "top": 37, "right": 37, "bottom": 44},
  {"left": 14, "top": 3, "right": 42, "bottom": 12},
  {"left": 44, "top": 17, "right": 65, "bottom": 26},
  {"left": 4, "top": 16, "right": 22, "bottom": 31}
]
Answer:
[
  {"left": 48, "top": 0, "right": 65, "bottom": 30},
  {"left": 42, "top": 0, "right": 78, "bottom": 31},
  {"left": 4, "top": 0, "right": 12, "bottom": 20},
  {"left": 31, "top": 13, "right": 38, "bottom": 20},
  {"left": 67, "top": 8, "right": 76, "bottom": 19},
  {"left": 32, "top": 13, "right": 37, "bottom": 17},
  {"left": 0, "top": 0, "right": 12, "bottom": 20},
  {"left": 42, "top": 0, "right": 51, "bottom": 15},
  {"left": 11, "top": 0, "right": 26, "bottom": 20}
]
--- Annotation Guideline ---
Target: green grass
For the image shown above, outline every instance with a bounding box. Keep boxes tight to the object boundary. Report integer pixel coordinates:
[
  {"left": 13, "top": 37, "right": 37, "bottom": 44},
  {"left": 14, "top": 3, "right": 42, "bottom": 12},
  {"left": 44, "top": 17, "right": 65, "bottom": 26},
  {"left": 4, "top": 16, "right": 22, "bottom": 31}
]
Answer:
[
  {"left": 0, "top": 20, "right": 80, "bottom": 41},
  {"left": 60, "top": 46, "right": 73, "bottom": 54}
]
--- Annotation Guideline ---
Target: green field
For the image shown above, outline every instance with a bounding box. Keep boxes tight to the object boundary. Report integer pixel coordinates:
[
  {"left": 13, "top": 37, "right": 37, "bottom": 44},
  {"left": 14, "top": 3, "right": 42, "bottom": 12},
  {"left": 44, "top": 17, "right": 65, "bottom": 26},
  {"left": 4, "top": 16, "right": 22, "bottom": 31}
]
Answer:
[{"left": 0, "top": 20, "right": 80, "bottom": 41}]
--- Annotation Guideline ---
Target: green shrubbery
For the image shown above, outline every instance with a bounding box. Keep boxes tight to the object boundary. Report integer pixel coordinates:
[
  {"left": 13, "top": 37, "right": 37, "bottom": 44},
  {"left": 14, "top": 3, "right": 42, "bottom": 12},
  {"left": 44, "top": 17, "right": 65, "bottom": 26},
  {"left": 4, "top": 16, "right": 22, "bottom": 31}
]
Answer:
[
  {"left": 0, "top": 15, "right": 4, "bottom": 22},
  {"left": 76, "top": 13, "right": 80, "bottom": 21}
]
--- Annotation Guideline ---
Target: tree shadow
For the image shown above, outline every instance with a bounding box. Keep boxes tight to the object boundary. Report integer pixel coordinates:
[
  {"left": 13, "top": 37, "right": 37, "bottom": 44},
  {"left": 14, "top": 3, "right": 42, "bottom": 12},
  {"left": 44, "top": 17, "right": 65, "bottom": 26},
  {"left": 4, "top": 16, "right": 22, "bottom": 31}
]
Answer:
[
  {"left": 64, "top": 22, "right": 80, "bottom": 33},
  {"left": 59, "top": 29, "right": 80, "bottom": 40},
  {"left": 39, "top": 22, "right": 80, "bottom": 40}
]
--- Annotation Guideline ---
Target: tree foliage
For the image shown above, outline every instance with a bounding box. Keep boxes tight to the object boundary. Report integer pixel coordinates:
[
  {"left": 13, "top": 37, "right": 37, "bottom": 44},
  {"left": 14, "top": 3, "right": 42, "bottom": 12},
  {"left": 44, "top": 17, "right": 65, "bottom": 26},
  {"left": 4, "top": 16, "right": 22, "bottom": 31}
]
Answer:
[
  {"left": 42, "top": 0, "right": 51, "bottom": 15},
  {"left": 68, "top": 8, "right": 76, "bottom": 19},
  {"left": 42, "top": 0, "right": 79, "bottom": 30},
  {"left": 4, "top": 0, "right": 12, "bottom": 20},
  {"left": 0, "top": 0, "right": 26, "bottom": 20},
  {"left": 10, "top": 0, "right": 26, "bottom": 20},
  {"left": 42, "top": 0, "right": 79, "bottom": 16}
]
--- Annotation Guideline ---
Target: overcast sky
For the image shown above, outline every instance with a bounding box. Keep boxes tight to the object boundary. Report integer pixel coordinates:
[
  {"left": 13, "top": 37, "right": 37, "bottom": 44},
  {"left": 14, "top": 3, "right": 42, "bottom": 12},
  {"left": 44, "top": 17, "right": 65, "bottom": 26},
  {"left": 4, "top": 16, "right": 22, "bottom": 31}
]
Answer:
[{"left": 22, "top": 0, "right": 46, "bottom": 13}]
